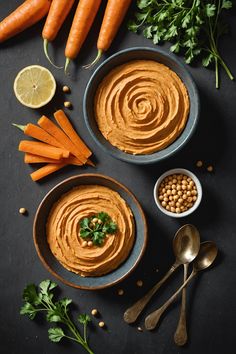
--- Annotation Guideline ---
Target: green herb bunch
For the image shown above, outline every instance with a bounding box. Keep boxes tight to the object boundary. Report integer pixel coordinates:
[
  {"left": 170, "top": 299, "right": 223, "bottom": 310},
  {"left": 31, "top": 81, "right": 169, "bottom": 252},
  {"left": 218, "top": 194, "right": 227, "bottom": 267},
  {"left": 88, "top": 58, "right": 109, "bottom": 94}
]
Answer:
[
  {"left": 80, "top": 212, "right": 117, "bottom": 246},
  {"left": 128, "top": 0, "right": 234, "bottom": 88},
  {"left": 20, "top": 280, "right": 94, "bottom": 354}
]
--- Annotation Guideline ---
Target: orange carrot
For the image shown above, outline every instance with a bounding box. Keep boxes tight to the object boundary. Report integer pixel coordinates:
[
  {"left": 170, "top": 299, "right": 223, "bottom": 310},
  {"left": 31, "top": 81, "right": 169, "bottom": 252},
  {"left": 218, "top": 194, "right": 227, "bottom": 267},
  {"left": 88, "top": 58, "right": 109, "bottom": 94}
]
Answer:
[
  {"left": 24, "top": 153, "right": 83, "bottom": 166},
  {"left": 38, "top": 115, "right": 87, "bottom": 164},
  {"left": 13, "top": 123, "right": 70, "bottom": 158},
  {"left": 0, "top": 0, "right": 52, "bottom": 43},
  {"left": 64, "top": 0, "right": 102, "bottom": 72},
  {"left": 30, "top": 163, "right": 66, "bottom": 181},
  {"left": 84, "top": 0, "right": 132, "bottom": 68},
  {"left": 54, "top": 110, "right": 92, "bottom": 158},
  {"left": 19, "top": 140, "right": 64, "bottom": 160},
  {"left": 42, "top": 0, "right": 75, "bottom": 67}
]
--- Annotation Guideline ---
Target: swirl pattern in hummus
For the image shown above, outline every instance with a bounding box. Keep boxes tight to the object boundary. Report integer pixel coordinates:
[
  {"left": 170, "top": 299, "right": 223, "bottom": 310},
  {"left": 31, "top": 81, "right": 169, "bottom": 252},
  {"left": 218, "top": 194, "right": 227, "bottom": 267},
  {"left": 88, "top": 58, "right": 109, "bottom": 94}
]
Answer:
[
  {"left": 47, "top": 185, "right": 135, "bottom": 277},
  {"left": 94, "top": 60, "right": 190, "bottom": 154}
]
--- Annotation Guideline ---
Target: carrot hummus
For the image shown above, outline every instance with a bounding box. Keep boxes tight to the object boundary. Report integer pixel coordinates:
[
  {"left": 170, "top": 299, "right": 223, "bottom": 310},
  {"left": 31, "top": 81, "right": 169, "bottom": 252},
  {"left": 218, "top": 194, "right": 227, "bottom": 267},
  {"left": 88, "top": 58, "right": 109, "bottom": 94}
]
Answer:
[
  {"left": 46, "top": 185, "right": 135, "bottom": 277},
  {"left": 94, "top": 60, "right": 190, "bottom": 155}
]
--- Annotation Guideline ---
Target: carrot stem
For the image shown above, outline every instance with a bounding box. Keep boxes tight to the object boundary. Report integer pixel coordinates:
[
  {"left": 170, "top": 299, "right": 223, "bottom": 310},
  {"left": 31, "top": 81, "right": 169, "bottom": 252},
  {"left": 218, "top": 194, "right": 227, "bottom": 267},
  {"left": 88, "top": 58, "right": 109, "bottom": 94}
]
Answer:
[
  {"left": 64, "top": 57, "right": 71, "bottom": 74},
  {"left": 12, "top": 123, "right": 25, "bottom": 132},
  {"left": 43, "top": 38, "right": 63, "bottom": 69},
  {"left": 83, "top": 49, "right": 103, "bottom": 69}
]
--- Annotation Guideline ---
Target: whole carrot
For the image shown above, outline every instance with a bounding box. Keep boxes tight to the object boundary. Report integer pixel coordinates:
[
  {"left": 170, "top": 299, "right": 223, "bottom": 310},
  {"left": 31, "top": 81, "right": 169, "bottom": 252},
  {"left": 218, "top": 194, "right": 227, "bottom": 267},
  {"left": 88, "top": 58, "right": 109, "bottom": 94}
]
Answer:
[
  {"left": 42, "top": 0, "right": 75, "bottom": 67},
  {"left": 84, "top": 0, "right": 132, "bottom": 69},
  {"left": 64, "top": 0, "right": 102, "bottom": 73},
  {"left": 0, "top": 0, "right": 52, "bottom": 43}
]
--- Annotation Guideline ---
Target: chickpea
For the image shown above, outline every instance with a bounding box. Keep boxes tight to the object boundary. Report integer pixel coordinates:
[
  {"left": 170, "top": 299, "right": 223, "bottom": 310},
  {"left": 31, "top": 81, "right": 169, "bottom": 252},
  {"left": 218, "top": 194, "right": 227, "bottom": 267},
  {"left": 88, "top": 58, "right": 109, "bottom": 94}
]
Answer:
[
  {"left": 207, "top": 165, "right": 214, "bottom": 172},
  {"left": 19, "top": 207, "right": 27, "bottom": 215},
  {"left": 196, "top": 160, "right": 203, "bottom": 167},
  {"left": 178, "top": 198, "right": 183, "bottom": 204},
  {"left": 64, "top": 101, "right": 72, "bottom": 108},
  {"left": 167, "top": 189, "right": 172, "bottom": 195},
  {"left": 159, "top": 195, "right": 164, "bottom": 201},
  {"left": 82, "top": 241, "right": 88, "bottom": 247},
  {"left": 88, "top": 241, "right": 93, "bottom": 247},
  {"left": 118, "top": 289, "right": 124, "bottom": 295},
  {"left": 91, "top": 309, "right": 98, "bottom": 316},
  {"left": 97, "top": 219, "right": 102, "bottom": 225},
  {"left": 136, "top": 280, "right": 143, "bottom": 287},
  {"left": 161, "top": 201, "right": 167, "bottom": 207},
  {"left": 98, "top": 321, "right": 105, "bottom": 328},
  {"left": 166, "top": 205, "right": 170, "bottom": 211},
  {"left": 62, "top": 85, "right": 70, "bottom": 93},
  {"left": 182, "top": 185, "right": 187, "bottom": 190},
  {"left": 171, "top": 206, "right": 175, "bottom": 212},
  {"left": 176, "top": 208, "right": 181, "bottom": 213},
  {"left": 172, "top": 189, "right": 177, "bottom": 195},
  {"left": 92, "top": 218, "right": 98, "bottom": 223}
]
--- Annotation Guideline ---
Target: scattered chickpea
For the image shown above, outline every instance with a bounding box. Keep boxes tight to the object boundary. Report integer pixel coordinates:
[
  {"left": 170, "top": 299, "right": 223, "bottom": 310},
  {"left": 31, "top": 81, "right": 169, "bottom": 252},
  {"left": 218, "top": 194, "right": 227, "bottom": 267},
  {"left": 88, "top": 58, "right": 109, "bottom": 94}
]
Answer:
[
  {"left": 118, "top": 289, "right": 124, "bottom": 296},
  {"left": 98, "top": 321, "right": 105, "bottom": 328},
  {"left": 64, "top": 101, "right": 72, "bottom": 109},
  {"left": 87, "top": 241, "right": 93, "bottom": 247},
  {"left": 137, "top": 327, "right": 143, "bottom": 332},
  {"left": 91, "top": 309, "right": 98, "bottom": 316},
  {"left": 207, "top": 165, "right": 214, "bottom": 172},
  {"left": 82, "top": 241, "right": 88, "bottom": 248},
  {"left": 157, "top": 173, "right": 198, "bottom": 214},
  {"left": 62, "top": 85, "right": 70, "bottom": 93},
  {"left": 196, "top": 160, "right": 203, "bottom": 168},
  {"left": 136, "top": 280, "right": 143, "bottom": 287},
  {"left": 19, "top": 207, "right": 27, "bottom": 215}
]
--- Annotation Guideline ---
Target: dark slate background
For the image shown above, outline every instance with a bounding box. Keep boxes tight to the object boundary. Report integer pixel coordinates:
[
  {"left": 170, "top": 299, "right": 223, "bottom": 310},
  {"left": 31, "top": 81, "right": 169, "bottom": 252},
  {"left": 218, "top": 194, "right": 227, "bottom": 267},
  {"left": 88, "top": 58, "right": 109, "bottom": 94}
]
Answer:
[{"left": 0, "top": 2, "right": 236, "bottom": 354}]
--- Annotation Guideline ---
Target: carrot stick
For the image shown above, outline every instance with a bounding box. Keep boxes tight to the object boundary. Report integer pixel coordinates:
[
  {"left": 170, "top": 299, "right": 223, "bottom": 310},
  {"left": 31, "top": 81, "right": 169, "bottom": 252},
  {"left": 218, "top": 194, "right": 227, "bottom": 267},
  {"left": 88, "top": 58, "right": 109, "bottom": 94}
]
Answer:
[
  {"left": 13, "top": 123, "right": 70, "bottom": 158},
  {"left": 0, "top": 0, "right": 52, "bottom": 43},
  {"left": 64, "top": 0, "right": 102, "bottom": 72},
  {"left": 19, "top": 140, "right": 64, "bottom": 160},
  {"left": 54, "top": 110, "right": 92, "bottom": 158},
  {"left": 30, "top": 163, "right": 66, "bottom": 181},
  {"left": 38, "top": 115, "right": 87, "bottom": 164},
  {"left": 42, "top": 0, "right": 75, "bottom": 67},
  {"left": 84, "top": 0, "right": 132, "bottom": 69},
  {"left": 24, "top": 153, "right": 83, "bottom": 166}
]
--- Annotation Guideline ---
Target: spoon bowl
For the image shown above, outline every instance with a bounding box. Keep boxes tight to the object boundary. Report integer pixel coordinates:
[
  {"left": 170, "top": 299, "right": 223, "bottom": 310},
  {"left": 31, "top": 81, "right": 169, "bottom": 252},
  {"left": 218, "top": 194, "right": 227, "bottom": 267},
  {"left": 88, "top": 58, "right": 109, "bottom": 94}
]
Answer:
[
  {"left": 173, "top": 224, "right": 200, "bottom": 265},
  {"left": 193, "top": 241, "right": 218, "bottom": 272}
]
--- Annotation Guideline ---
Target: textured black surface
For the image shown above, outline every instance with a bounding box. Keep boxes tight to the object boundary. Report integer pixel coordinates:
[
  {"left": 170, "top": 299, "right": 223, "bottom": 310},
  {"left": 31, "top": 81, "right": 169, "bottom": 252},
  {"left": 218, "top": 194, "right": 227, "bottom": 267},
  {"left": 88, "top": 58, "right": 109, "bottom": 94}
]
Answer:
[{"left": 0, "top": 2, "right": 236, "bottom": 354}]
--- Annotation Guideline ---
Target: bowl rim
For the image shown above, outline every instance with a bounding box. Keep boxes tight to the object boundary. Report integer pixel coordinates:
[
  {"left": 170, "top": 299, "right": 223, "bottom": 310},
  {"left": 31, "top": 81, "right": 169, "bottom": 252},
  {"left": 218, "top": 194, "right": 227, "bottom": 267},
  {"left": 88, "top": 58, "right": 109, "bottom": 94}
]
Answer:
[
  {"left": 153, "top": 168, "right": 202, "bottom": 218},
  {"left": 83, "top": 46, "right": 200, "bottom": 165},
  {"left": 33, "top": 173, "right": 148, "bottom": 290}
]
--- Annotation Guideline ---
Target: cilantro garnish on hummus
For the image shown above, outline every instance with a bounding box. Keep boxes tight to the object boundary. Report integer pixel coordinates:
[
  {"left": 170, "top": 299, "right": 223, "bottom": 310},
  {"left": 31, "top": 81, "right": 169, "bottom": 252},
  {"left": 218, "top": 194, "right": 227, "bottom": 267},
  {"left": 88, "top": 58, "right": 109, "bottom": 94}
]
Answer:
[{"left": 80, "top": 212, "right": 117, "bottom": 246}]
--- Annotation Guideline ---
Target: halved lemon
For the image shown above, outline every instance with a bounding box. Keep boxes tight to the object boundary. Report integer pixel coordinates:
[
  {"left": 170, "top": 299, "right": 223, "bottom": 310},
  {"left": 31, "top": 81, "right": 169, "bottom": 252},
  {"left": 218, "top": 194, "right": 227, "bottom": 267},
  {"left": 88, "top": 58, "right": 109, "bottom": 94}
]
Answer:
[{"left": 13, "top": 65, "right": 56, "bottom": 108}]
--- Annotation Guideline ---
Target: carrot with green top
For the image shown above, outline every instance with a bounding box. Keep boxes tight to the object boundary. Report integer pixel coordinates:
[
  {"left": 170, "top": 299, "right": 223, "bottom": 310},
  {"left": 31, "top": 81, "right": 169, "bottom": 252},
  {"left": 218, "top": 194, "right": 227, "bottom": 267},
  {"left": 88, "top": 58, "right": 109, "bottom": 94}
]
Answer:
[
  {"left": 38, "top": 115, "right": 87, "bottom": 164},
  {"left": 13, "top": 123, "right": 70, "bottom": 158},
  {"left": 30, "top": 163, "right": 66, "bottom": 181},
  {"left": 0, "top": 0, "right": 52, "bottom": 43},
  {"left": 19, "top": 140, "right": 65, "bottom": 160},
  {"left": 64, "top": 0, "right": 102, "bottom": 72},
  {"left": 54, "top": 110, "right": 92, "bottom": 158},
  {"left": 84, "top": 0, "right": 132, "bottom": 69},
  {"left": 42, "top": 0, "right": 75, "bottom": 67}
]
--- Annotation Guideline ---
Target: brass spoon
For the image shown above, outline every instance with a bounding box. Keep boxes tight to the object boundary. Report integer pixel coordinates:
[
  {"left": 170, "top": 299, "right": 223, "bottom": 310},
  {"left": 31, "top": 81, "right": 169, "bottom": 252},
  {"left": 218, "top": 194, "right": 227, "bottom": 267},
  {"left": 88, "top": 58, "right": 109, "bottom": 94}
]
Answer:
[
  {"left": 174, "top": 263, "right": 188, "bottom": 346},
  {"left": 145, "top": 241, "right": 218, "bottom": 331},
  {"left": 123, "top": 224, "right": 200, "bottom": 324}
]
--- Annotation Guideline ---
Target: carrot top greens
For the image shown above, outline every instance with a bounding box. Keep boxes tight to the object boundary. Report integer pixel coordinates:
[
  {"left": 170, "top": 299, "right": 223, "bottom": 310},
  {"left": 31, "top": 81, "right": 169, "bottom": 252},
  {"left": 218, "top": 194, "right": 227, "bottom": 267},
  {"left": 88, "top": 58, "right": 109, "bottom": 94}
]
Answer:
[{"left": 128, "top": 0, "right": 234, "bottom": 88}]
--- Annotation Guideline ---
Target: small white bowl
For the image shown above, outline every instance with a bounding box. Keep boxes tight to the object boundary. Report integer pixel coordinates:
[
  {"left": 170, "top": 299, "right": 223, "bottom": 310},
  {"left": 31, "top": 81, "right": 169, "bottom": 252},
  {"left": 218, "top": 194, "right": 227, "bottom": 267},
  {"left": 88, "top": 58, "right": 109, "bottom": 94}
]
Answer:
[{"left": 153, "top": 168, "right": 202, "bottom": 218}]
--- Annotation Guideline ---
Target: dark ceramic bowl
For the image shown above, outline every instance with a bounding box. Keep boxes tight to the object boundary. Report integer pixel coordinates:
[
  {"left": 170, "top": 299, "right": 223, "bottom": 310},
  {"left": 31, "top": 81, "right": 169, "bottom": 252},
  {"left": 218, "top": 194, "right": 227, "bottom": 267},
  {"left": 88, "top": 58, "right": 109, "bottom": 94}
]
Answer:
[
  {"left": 83, "top": 47, "right": 199, "bottom": 164},
  {"left": 33, "top": 174, "right": 147, "bottom": 290}
]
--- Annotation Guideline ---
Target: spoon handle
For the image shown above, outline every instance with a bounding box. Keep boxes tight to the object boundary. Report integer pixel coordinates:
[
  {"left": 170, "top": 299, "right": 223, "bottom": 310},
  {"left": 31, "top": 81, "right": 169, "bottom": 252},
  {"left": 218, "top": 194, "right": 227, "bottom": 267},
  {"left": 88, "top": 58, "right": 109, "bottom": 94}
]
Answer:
[
  {"left": 123, "top": 262, "right": 179, "bottom": 324},
  {"left": 174, "top": 263, "right": 188, "bottom": 346},
  {"left": 145, "top": 271, "right": 196, "bottom": 331}
]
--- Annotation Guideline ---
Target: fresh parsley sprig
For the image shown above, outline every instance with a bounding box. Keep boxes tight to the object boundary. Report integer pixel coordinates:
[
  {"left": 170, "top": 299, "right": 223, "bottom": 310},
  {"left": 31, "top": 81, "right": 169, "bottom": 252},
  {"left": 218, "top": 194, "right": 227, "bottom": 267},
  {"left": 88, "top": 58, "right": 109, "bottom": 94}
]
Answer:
[
  {"left": 80, "top": 212, "right": 117, "bottom": 246},
  {"left": 128, "top": 0, "right": 234, "bottom": 88},
  {"left": 20, "top": 280, "right": 94, "bottom": 354}
]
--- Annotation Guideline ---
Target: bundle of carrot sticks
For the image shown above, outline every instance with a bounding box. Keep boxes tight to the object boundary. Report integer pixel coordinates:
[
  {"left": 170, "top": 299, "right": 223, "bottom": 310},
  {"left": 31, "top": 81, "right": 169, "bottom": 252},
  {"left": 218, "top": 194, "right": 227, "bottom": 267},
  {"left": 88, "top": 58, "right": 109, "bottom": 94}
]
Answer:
[{"left": 15, "top": 109, "right": 94, "bottom": 181}]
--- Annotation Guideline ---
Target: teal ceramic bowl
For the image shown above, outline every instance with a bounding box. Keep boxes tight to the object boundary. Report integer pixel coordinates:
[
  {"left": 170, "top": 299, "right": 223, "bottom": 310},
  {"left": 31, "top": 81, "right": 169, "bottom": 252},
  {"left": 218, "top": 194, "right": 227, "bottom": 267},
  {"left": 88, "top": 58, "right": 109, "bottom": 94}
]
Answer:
[
  {"left": 33, "top": 174, "right": 147, "bottom": 290},
  {"left": 83, "top": 47, "right": 199, "bottom": 164}
]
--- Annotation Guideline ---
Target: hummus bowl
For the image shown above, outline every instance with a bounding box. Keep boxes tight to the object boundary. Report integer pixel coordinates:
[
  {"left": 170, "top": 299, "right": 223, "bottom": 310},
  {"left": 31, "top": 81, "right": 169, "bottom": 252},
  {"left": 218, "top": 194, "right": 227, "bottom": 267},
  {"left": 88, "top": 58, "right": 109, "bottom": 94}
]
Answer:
[
  {"left": 83, "top": 47, "right": 199, "bottom": 164},
  {"left": 33, "top": 174, "right": 147, "bottom": 290}
]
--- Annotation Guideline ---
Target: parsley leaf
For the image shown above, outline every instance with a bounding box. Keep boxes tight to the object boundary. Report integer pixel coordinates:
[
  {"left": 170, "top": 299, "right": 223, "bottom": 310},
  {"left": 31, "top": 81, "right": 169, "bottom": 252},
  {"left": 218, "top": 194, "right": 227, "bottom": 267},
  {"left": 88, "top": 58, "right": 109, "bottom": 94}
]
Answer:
[
  {"left": 79, "top": 212, "right": 118, "bottom": 246},
  {"left": 20, "top": 280, "right": 94, "bottom": 353},
  {"left": 48, "top": 327, "right": 65, "bottom": 343},
  {"left": 128, "top": 0, "right": 234, "bottom": 88}
]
